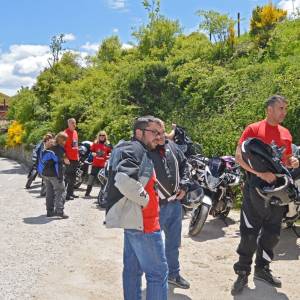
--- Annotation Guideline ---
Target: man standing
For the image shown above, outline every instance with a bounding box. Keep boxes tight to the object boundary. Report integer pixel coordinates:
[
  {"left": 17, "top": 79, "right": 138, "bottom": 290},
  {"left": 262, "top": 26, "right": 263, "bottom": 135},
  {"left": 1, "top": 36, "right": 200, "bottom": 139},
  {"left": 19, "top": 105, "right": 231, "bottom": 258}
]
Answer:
[
  {"left": 64, "top": 118, "right": 79, "bottom": 200},
  {"left": 232, "top": 95, "right": 299, "bottom": 295},
  {"left": 105, "top": 116, "right": 168, "bottom": 300},
  {"left": 149, "top": 120, "right": 190, "bottom": 289}
]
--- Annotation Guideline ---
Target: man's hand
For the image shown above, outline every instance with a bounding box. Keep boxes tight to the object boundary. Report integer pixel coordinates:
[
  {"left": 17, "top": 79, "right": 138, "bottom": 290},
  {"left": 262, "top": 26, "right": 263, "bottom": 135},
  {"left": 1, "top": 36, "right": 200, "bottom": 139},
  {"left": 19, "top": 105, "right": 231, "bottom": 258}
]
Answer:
[
  {"left": 257, "top": 172, "right": 277, "bottom": 184},
  {"left": 288, "top": 156, "right": 299, "bottom": 169},
  {"left": 64, "top": 158, "right": 70, "bottom": 165},
  {"left": 176, "top": 189, "right": 186, "bottom": 200}
]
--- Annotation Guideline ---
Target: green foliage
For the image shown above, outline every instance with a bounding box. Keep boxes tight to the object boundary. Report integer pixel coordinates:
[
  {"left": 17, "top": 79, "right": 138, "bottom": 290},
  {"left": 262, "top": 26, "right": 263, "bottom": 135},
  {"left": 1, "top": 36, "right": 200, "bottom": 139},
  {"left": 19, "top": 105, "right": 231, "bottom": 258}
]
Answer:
[
  {"left": 95, "top": 36, "right": 122, "bottom": 64},
  {"left": 133, "top": 15, "right": 181, "bottom": 60},
  {"left": 6, "top": 3, "right": 300, "bottom": 166},
  {"left": 0, "top": 133, "right": 7, "bottom": 147},
  {"left": 250, "top": 4, "right": 287, "bottom": 48}
]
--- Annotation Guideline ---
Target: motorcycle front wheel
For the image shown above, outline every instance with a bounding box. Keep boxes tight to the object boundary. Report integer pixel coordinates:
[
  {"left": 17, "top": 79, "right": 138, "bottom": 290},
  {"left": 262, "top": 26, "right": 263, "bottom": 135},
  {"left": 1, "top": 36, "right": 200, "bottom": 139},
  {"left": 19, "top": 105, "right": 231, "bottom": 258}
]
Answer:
[
  {"left": 97, "top": 189, "right": 107, "bottom": 208},
  {"left": 188, "top": 204, "right": 210, "bottom": 236}
]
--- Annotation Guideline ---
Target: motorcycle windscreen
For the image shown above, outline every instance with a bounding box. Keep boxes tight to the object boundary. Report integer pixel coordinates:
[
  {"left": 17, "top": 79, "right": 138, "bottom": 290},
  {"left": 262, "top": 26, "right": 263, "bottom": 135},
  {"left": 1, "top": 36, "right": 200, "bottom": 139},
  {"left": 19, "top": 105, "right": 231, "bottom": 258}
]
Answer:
[{"left": 206, "top": 173, "right": 222, "bottom": 189}]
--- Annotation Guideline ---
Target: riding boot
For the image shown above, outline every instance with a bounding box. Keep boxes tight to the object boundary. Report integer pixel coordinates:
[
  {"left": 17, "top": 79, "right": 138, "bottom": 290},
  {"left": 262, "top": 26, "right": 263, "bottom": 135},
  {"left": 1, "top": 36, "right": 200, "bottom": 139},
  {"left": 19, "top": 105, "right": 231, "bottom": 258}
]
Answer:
[{"left": 85, "top": 185, "right": 92, "bottom": 196}]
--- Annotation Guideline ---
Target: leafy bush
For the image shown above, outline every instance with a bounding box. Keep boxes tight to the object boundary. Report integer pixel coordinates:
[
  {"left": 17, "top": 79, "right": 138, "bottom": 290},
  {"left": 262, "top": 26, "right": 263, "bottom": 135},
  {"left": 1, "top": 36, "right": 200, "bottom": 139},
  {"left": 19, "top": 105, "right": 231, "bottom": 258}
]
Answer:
[
  {"left": 6, "top": 121, "right": 24, "bottom": 147},
  {"left": 7, "top": 6, "right": 300, "bottom": 159}
]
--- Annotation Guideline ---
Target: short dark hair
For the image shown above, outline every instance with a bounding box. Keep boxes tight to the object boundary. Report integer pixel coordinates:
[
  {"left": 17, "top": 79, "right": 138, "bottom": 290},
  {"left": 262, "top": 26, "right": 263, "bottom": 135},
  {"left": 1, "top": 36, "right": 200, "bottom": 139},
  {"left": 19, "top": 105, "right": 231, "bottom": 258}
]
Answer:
[
  {"left": 265, "top": 95, "right": 287, "bottom": 109},
  {"left": 133, "top": 116, "right": 162, "bottom": 136}
]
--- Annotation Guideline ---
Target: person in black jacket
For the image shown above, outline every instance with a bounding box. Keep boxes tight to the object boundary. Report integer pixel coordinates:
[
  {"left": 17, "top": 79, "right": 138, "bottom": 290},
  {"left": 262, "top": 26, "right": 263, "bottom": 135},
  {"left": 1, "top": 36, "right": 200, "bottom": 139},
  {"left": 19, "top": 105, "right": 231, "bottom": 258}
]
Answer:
[
  {"left": 149, "top": 119, "right": 191, "bottom": 289},
  {"left": 39, "top": 132, "right": 69, "bottom": 219}
]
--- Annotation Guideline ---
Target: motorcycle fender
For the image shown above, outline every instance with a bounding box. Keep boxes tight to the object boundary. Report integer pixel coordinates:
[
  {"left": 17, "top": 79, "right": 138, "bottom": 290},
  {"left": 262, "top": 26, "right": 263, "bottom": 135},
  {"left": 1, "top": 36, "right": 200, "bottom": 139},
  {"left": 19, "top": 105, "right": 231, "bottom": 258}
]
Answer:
[{"left": 202, "top": 195, "right": 212, "bottom": 207}]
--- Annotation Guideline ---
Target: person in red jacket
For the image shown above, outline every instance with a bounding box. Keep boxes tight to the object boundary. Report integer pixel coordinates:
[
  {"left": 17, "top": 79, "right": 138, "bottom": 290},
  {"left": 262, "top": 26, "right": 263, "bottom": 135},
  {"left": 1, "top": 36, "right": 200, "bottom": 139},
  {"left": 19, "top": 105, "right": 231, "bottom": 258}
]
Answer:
[
  {"left": 85, "top": 131, "right": 112, "bottom": 197},
  {"left": 64, "top": 118, "right": 79, "bottom": 200}
]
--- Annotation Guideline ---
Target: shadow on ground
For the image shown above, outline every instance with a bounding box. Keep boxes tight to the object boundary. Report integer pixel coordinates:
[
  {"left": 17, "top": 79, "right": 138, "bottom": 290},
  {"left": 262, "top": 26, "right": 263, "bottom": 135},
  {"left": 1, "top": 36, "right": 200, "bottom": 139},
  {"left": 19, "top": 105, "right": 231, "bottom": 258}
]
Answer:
[
  {"left": 0, "top": 163, "right": 27, "bottom": 175},
  {"left": 274, "top": 226, "right": 300, "bottom": 261},
  {"left": 233, "top": 279, "right": 289, "bottom": 300},
  {"left": 23, "top": 215, "right": 61, "bottom": 225},
  {"left": 189, "top": 216, "right": 236, "bottom": 243},
  {"left": 142, "top": 285, "right": 192, "bottom": 300}
]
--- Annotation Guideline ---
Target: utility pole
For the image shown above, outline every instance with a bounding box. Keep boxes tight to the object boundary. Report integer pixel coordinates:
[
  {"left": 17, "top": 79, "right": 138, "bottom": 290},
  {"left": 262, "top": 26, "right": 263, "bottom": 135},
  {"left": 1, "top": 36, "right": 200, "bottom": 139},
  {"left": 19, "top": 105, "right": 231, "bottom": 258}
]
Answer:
[
  {"left": 237, "top": 12, "right": 241, "bottom": 37},
  {"left": 292, "top": 0, "right": 295, "bottom": 19}
]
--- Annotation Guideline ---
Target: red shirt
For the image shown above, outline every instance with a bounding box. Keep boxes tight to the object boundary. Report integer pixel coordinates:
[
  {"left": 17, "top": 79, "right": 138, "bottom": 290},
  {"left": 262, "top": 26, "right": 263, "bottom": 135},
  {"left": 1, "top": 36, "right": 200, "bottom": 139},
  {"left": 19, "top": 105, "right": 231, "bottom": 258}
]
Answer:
[
  {"left": 90, "top": 142, "right": 112, "bottom": 168},
  {"left": 64, "top": 128, "right": 79, "bottom": 161},
  {"left": 239, "top": 119, "right": 292, "bottom": 165},
  {"left": 142, "top": 172, "right": 160, "bottom": 233}
]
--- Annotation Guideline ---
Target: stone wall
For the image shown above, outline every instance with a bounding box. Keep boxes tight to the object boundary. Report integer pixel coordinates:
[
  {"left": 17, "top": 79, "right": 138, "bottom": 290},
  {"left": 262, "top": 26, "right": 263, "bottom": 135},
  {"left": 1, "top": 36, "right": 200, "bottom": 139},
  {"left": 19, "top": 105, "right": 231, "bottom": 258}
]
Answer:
[{"left": 0, "top": 145, "right": 33, "bottom": 168}]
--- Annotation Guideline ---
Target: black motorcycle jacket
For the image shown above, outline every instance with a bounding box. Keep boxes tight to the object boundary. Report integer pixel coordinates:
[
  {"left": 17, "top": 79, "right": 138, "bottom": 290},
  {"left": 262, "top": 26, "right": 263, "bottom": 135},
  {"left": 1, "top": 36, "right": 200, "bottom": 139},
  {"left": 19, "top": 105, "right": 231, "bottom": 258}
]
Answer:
[{"left": 149, "top": 140, "right": 189, "bottom": 205}]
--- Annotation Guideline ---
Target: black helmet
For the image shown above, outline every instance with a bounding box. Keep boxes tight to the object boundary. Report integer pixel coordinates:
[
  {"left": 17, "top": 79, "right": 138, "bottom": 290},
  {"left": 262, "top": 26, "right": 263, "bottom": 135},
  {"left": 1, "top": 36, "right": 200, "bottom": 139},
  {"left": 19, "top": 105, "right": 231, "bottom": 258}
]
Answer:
[
  {"left": 255, "top": 174, "right": 300, "bottom": 206},
  {"left": 174, "top": 125, "right": 199, "bottom": 157},
  {"left": 183, "top": 183, "right": 204, "bottom": 209},
  {"left": 241, "top": 138, "right": 287, "bottom": 175}
]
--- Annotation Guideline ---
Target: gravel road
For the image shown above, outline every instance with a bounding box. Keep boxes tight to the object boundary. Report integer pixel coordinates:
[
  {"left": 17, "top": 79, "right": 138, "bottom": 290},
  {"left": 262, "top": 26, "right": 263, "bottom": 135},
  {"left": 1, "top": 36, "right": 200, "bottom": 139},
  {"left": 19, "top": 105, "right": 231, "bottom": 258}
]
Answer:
[{"left": 0, "top": 157, "right": 299, "bottom": 300}]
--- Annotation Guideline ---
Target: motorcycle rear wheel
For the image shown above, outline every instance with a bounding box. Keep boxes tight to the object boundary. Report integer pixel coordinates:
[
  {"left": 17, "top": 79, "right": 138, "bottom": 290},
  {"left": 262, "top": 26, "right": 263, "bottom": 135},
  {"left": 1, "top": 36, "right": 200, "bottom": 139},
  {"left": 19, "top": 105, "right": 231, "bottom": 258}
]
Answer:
[
  {"left": 74, "top": 175, "right": 83, "bottom": 189},
  {"left": 188, "top": 204, "right": 210, "bottom": 236},
  {"left": 25, "top": 170, "right": 37, "bottom": 189}
]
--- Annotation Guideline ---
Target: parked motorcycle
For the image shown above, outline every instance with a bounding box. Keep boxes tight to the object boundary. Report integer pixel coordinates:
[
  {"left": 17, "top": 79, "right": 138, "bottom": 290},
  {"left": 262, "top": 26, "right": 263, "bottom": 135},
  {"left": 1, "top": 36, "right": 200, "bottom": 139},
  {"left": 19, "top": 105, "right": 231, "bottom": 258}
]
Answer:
[
  {"left": 97, "top": 166, "right": 108, "bottom": 208},
  {"left": 186, "top": 154, "right": 242, "bottom": 236},
  {"left": 25, "top": 143, "right": 41, "bottom": 189},
  {"left": 74, "top": 141, "right": 93, "bottom": 189},
  {"left": 282, "top": 144, "right": 300, "bottom": 235}
]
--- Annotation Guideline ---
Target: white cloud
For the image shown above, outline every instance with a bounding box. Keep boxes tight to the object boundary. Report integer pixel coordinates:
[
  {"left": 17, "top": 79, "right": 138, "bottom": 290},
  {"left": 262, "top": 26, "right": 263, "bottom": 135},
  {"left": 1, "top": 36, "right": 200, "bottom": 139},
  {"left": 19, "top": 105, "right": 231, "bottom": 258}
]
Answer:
[
  {"left": 113, "top": 28, "right": 119, "bottom": 34},
  {"left": 0, "top": 39, "right": 133, "bottom": 96},
  {"left": 64, "top": 33, "right": 76, "bottom": 42},
  {"left": 278, "top": 0, "right": 300, "bottom": 16},
  {"left": 0, "top": 44, "right": 50, "bottom": 96},
  {"left": 121, "top": 43, "right": 134, "bottom": 50},
  {"left": 107, "top": 0, "right": 126, "bottom": 10},
  {"left": 81, "top": 42, "right": 100, "bottom": 53}
]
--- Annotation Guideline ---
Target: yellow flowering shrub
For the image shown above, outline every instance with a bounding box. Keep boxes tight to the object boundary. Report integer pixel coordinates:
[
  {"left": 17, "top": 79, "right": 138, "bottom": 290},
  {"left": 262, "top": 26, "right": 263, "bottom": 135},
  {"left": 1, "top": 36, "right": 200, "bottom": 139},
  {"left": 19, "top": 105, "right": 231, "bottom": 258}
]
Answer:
[{"left": 6, "top": 121, "right": 24, "bottom": 147}]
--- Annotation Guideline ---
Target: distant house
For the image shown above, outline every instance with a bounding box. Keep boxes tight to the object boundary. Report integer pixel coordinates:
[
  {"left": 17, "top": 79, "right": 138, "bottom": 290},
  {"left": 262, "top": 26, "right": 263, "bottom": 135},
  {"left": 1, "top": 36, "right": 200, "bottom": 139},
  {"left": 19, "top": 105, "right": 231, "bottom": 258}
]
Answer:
[{"left": 0, "top": 92, "right": 10, "bottom": 120}]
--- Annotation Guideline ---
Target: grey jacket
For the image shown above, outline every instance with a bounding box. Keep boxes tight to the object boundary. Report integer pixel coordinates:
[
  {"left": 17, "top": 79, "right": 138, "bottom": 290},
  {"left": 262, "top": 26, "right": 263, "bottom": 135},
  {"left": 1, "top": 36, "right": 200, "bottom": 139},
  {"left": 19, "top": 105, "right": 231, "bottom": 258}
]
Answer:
[{"left": 105, "top": 139, "right": 155, "bottom": 231}]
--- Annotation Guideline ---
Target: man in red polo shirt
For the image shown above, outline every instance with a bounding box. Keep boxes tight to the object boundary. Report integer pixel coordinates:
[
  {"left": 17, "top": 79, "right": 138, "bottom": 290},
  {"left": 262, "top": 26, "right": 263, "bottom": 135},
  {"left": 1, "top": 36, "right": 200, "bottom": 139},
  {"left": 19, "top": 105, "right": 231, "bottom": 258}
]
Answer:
[
  {"left": 64, "top": 118, "right": 79, "bottom": 200},
  {"left": 231, "top": 95, "right": 299, "bottom": 295}
]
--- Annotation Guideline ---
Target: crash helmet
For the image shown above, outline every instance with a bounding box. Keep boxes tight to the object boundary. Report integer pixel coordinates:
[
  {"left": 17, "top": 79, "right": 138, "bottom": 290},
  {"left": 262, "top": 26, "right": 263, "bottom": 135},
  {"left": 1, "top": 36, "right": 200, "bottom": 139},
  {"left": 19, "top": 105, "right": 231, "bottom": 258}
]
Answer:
[
  {"left": 255, "top": 174, "right": 300, "bottom": 206},
  {"left": 241, "top": 138, "right": 286, "bottom": 174}
]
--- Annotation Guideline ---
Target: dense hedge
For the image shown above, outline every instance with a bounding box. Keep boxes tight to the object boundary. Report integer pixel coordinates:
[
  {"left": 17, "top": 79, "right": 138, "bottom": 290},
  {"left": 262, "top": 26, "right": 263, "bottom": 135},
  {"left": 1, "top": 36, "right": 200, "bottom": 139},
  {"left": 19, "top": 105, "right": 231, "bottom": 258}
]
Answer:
[{"left": 6, "top": 14, "right": 300, "bottom": 156}]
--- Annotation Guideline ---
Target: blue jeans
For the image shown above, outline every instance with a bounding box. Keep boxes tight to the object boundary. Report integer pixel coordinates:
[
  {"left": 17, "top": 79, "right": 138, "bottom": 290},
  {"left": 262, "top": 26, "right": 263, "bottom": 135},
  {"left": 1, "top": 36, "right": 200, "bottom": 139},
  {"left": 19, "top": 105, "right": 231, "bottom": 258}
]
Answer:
[
  {"left": 160, "top": 200, "right": 182, "bottom": 279},
  {"left": 123, "top": 229, "right": 168, "bottom": 300}
]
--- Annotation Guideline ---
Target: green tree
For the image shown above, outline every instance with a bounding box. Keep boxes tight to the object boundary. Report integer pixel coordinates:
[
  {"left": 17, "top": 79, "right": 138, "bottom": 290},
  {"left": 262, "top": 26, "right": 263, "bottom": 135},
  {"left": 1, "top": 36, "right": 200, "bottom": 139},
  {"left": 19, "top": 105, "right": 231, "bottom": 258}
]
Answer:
[
  {"left": 96, "top": 36, "right": 122, "bottom": 64},
  {"left": 250, "top": 4, "right": 287, "bottom": 48}
]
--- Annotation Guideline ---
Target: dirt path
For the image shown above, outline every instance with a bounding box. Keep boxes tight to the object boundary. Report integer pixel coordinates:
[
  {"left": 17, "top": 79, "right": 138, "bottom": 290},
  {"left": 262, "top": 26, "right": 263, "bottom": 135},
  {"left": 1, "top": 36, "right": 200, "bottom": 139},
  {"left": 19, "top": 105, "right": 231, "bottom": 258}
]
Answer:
[{"left": 0, "top": 157, "right": 299, "bottom": 300}]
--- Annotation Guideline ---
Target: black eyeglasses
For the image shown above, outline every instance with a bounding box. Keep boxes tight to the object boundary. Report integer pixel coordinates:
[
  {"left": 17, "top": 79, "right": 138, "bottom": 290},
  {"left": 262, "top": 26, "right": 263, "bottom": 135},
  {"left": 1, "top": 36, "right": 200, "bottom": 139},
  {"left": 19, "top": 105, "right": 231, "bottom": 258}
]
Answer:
[{"left": 142, "top": 129, "right": 165, "bottom": 137}]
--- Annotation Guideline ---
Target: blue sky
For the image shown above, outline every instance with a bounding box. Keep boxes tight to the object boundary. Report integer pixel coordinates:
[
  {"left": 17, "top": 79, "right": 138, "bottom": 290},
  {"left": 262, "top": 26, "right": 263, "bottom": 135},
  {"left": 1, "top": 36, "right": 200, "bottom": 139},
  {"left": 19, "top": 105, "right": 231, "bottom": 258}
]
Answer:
[{"left": 0, "top": 0, "right": 297, "bottom": 95}]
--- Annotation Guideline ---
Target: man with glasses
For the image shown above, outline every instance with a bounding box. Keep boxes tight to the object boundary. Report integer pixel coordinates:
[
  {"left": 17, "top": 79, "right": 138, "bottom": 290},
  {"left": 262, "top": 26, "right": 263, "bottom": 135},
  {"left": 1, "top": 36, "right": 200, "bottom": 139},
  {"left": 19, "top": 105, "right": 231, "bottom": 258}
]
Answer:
[
  {"left": 149, "top": 119, "right": 190, "bottom": 289},
  {"left": 105, "top": 116, "right": 168, "bottom": 300}
]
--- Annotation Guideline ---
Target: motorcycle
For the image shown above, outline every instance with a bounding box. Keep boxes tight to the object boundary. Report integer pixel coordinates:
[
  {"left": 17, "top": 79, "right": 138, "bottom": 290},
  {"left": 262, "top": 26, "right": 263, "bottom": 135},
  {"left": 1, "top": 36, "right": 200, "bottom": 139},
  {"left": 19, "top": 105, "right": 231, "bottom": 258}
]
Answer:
[
  {"left": 26, "top": 142, "right": 46, "bottom": 196},
  {"left": 186, "top": 154, "right": 242, "bottom": 236},
  {"left": 97, "top": 166, "right": 108, "bottom": 208},
  {"left": 74, "top": 141, "right": 93, "bottom": 189},
  {"left": 25, "top": 143, "right": 41, "bottom": 189},
  {"left": 282, "top": 144, "right": 300, "bottom": 235}
]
